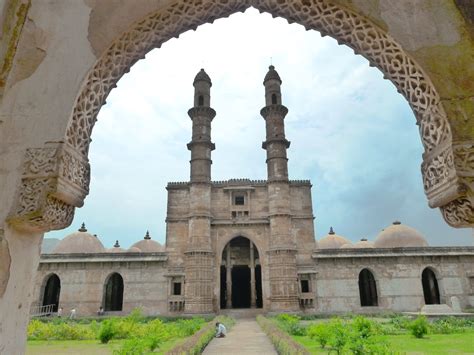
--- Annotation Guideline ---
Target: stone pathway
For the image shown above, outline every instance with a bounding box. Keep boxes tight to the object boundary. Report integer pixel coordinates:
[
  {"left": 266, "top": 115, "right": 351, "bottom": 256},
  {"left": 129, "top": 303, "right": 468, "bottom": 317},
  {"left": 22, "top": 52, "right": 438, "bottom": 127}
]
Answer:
[{"left": 203, "top": 319, "right": 277, "bottom": 355}]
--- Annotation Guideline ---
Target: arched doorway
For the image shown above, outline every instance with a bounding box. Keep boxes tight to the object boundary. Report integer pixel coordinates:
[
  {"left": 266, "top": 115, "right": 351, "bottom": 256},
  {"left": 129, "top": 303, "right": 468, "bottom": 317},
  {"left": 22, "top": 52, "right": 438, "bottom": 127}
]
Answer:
[
  {"left": 358, "top": 269, "right": 378, "bottom": 307},
  {"left": 220, "top": 236, "right": 262, "bottom": 309},
  {"left": 104, "top": 273, "right": 124, "bottom": 311},
  {"left": 42, "top": 274, "right": 61, "bottom": 312},
  {"left": 422, "top": 268, "right": 441, "bottom": 305}
]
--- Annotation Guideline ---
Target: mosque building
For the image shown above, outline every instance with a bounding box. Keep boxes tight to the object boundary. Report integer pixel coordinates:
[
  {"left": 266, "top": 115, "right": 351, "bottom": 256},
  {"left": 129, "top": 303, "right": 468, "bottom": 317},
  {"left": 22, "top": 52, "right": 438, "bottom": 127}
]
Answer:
[{"left": 31, "top": 67, "right": 474, "bottom": 317}]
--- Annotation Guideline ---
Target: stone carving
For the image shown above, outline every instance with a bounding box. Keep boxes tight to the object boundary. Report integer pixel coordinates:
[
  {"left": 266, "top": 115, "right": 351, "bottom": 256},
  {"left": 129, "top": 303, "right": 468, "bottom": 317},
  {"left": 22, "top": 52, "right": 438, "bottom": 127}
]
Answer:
[
  {"left": 441, "top": 197, "right": 474, "bottom": 227},
  {"left": 8, "top": 143, "right": 89, "bottom": 232},
  {"left": 59, "top": 0, "right": 470, "bottom": 226},
  {"left": 453, "top": 142, "right": 474, "bottom": 176},
  {"left": 0, "top": 229, "right": 11, "bottom": 298}
]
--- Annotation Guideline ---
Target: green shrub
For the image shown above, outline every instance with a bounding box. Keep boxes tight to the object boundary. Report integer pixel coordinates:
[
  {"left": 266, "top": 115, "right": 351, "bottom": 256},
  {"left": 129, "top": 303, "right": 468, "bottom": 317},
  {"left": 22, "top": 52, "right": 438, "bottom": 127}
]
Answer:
[
  {"left": 98, "top": 319, "right": 116, "bottom": 343},
  {"left": 113, "top": 338, "right": 148, "bottom": 355},
  {"left": 307, "top": 322, "right": 331, "bottom": 348},
  {"left": 409, "top": 315, "right": 429, "bottom": 338},
  {"left": 275, "top": 314, "right": 306, "bottom": 336}
]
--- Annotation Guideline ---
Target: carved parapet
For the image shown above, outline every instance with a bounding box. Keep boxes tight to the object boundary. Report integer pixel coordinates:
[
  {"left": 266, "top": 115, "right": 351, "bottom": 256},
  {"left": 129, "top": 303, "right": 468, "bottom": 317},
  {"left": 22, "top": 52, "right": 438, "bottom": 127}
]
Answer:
[
  {"left": 7, "top": 143, "right": 90, "bottom": 232},
  {"left": 422, "top": 140, "right": 474, "bottom": 227}
]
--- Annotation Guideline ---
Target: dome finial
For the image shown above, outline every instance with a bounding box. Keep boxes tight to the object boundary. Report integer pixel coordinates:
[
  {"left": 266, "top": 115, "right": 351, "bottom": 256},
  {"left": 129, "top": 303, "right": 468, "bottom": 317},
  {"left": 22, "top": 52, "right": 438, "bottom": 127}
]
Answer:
[
  {"left": 114, "top": 240, "right": 120, "bottom": 248},
  {"left": 393, "top": 220, "right": 401, "bottom": 225},
  {"left": 263, "top": 65, "right": 282, "bottom": 85},
  {"left": 78, "top": 223, "right": 87, "bottom": 232},
  {"left": 144, "top": 230, "right": 151, "bottom": 240},
  {"left": 329, "top": 226, "right": 335, "bottom": 235}
]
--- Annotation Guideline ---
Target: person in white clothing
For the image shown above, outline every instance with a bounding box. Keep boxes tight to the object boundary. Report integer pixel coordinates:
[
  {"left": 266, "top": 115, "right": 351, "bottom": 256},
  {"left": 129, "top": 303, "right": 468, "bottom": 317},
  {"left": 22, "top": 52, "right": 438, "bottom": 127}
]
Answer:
[{"left": 215, "top": 322, "right": 227, "bottom": 338}]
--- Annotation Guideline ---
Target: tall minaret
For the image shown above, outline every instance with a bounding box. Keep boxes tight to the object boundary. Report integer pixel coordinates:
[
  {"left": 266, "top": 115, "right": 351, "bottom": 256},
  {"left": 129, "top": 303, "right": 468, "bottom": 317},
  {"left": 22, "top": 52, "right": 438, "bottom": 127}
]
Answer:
[
  {"left": 184, "top": 69, "right": 215, "bottom": 313},
  {"left": 261, "top": 65, "right": 299, "bottom": 311}
]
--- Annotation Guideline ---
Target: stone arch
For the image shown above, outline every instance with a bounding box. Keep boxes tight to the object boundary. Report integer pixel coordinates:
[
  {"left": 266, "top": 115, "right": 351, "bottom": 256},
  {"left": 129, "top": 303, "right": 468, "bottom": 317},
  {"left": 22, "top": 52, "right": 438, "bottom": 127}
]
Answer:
[
  {"left": 9, "top": 0, "right": 473, "bottom": 234},
  {"left": 41, "top": 273, "right": 61, "bottom": 312},
  {"left": 358, "top": 268, "right": 378, "bottom": 307},
  {"left": 421, "top": 266, "right": 442, "bottom": 305},
  {"left": 103, "top": 272, "right": 124, "bottom": 312}
]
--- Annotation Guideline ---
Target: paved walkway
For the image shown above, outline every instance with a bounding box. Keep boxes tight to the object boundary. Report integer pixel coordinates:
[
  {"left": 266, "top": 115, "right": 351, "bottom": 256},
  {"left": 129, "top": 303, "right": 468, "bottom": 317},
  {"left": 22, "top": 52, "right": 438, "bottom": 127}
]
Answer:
[{"left": 203, "top": 319, "right": 277, "bottom": 355}]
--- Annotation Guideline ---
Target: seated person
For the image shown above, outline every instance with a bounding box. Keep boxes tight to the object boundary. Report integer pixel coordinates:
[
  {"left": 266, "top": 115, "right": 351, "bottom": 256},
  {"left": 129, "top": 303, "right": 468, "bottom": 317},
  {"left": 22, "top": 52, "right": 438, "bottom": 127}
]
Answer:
[{"left": 215, "top": 322, "right": 227, "bottom": 338}]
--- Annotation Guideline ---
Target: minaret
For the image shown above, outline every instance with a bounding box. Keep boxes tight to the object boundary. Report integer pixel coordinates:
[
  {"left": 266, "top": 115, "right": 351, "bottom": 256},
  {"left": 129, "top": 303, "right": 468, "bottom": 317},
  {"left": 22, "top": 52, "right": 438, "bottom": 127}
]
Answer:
[
  {"left": 261, "top": 65, "right": 299, "bottom": 311},
  {"left": 184, "top": 69, "right": 215, "bottom": 313},
  {"left": 187, "top": 69, "right": 216, "bottom": 183}
]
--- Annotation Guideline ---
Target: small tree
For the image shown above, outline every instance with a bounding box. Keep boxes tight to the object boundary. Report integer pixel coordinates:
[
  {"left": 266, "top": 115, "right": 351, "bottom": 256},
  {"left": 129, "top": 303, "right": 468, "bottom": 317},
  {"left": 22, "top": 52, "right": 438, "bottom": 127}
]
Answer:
[
  {"left": 409, "top": 315, "right": 429, "bottom": 338},
  {"left": 307, "top": 322, "right": 331, "bottom": 348}
]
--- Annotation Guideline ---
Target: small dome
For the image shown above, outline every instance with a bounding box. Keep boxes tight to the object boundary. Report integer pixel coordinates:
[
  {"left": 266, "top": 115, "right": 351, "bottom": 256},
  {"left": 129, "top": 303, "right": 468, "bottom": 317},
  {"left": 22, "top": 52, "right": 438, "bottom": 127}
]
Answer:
[
  {"left": 106, "top": 240, "right": 125, "bottom": 253},
  {"left": 340, "top": 243, "right": 353, "bottom": 249},
  {"left": 130, "top": 231, "right": 164, "bottom": 253},
  {"left": 353, "top": 238, "right": 374, "bottom": 248},
  {"left": 263, "top": 65, "right": 282, "bottom": 85},
  {"left": 127, "top": 246, "right": 141, "bottom": 253},
  {"left": 374, "top": 221, "right": 428, "bottom": 248},
  {"left": 193, "top": 68, "right": 212, "bottom": 86},
  {"left": 318, "top": 227, "right": 352, "bottom": 249},
  {"left": 52, "top": 223, "right": 105, "bottom": 254}
]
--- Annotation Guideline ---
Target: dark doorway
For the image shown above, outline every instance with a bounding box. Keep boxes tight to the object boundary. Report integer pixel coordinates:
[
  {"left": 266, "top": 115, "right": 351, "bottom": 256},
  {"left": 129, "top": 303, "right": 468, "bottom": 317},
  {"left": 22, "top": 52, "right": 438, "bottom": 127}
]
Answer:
[
  {"left": 104, "top": 273, "right": 124, "bottom": 311},
  {"left": 255, "top": 265, "right": 263, "bottom": 308},
  {"left": 422, "top": 268, "right": 441, "bottom": 304},
  {"left": 220, "top": 265, "right": 227, "bottom": 309},
  {"left": 359, "top": 269, "right": 378, "bottom": 307},
  {"left": 232, "top": 266, "right": 250, "bottom": 308},
  {"left": 42, "top": 274, "right": 61, "bottom": 312}
]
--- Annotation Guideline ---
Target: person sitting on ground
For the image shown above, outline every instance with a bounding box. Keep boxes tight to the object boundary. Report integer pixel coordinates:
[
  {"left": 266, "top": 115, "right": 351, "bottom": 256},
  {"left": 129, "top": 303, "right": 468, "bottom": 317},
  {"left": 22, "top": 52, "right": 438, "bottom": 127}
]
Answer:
[
  {"left": 215, "top": 322, "right": 227, "bottom": 338},
  {"left": 97, "top": 306, "right": 104, "bottom": 316},
  {"left": 69, "top": 308, "right": 76, "bottom": 319},
  {"left": 57, "top": 307, "right": 63, "bottom": 317}
]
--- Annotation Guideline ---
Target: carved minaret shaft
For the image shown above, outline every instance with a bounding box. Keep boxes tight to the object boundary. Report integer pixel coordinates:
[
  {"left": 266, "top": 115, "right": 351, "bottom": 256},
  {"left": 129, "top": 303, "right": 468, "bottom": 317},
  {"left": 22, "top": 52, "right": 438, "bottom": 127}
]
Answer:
[
  {"left": 261, "top": 65, "right": 299, "bottom": 311},
  {"left": 184, "top": 69, "right": 215, "bottom": 313}
]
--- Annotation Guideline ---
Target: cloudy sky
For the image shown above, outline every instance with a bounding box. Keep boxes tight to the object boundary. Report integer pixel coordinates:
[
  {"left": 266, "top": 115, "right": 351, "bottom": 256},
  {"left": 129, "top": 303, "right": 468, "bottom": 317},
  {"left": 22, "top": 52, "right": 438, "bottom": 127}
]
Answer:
[{"left": 46, "top": 8, "right": 472, "bottom": 248}]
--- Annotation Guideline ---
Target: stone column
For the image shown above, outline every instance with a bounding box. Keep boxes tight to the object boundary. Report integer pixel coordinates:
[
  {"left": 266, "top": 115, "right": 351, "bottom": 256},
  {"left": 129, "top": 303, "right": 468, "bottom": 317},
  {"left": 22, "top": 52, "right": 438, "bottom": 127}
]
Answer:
[
  {"left": 250, "top": 241, "right": 256, "bottom": 308},
  {"left": 226, "top": 245, "right": 232, "bottom": 308}
]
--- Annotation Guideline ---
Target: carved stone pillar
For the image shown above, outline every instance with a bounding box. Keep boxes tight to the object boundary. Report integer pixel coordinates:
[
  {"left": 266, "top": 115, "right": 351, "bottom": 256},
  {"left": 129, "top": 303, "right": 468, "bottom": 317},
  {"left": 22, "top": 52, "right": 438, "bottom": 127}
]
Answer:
[
  {"left": 250, "top": 241, "right": 256, "bottom": 308},
  {"left": 226, "top": 245, "right": 232, "bottom": 309}
]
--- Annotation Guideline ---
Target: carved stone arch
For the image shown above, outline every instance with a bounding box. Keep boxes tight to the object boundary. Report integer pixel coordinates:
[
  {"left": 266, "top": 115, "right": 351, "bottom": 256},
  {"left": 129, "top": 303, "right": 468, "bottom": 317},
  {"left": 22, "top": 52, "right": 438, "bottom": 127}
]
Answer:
[{"left": 9, "top": 0, "right": 473, "bottom": 232}]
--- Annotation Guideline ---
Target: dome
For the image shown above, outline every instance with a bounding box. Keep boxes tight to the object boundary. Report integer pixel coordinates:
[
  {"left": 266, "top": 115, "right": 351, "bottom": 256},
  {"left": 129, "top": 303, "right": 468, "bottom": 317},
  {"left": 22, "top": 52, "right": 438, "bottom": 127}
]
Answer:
[
  {"left": 263, "top": 65, "right": 282, "bottom": 85},
  {"left": 318, "top": 227, "right": 352, "bottom": 249},
  {"left": 52, "top": 223, "right": 105, "bottom": 254},
  {"left": 340, "top": 243, "right": 353, "bottom": 249},
  {"left": 130, "top": 231, "right": 164, "bottom": 253},
  {"left": 106, "top": 240, "right": 125, "bottom": 253},
  {"left": 127, "top": 246, "right": 141, "bottom": 253},
  {"left": 374, "top": 221, "right": 428, "bottom": 248},
  {"left": 353, "top": 238, "right": 374, "bottom": 248},
  {"left": 193, "top": 68, "right": 212, "bottom": 86}
]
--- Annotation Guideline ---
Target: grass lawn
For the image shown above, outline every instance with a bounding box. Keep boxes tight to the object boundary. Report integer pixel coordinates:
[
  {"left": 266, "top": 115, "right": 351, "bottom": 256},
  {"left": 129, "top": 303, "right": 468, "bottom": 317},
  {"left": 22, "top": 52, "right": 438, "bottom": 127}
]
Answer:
[
  {"left": 27, "top": 338, "right": 180, "bottom": 355},
  {"left": 292, "top": 330, "right": 474, "bottom": 354}
]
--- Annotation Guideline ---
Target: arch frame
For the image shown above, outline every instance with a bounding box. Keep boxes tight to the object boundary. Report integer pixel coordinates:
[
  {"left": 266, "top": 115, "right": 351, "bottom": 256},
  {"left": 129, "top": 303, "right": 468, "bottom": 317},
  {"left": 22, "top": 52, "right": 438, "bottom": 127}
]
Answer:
[
  {"left": 6, "top": 0, "right": 474, "bottom": 233},
  {"left": 358, "top": 267, "right": 379, "bottom": 308},
  {"left": 102, "top": 272, "right": 124, "bottom": 312},
  {"left": 40, "top": 273, "right": 61, "bottom": 311},
  {"left": 420, "top": 265, "right": 444, "bottom": 305}
]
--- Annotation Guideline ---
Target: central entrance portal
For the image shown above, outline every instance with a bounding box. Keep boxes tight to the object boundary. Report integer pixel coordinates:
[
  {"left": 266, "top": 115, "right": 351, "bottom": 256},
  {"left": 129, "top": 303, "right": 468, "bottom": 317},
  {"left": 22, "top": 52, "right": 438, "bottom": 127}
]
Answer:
[{"left": 220, "top": 236, "right": 262, "bottom": 309}]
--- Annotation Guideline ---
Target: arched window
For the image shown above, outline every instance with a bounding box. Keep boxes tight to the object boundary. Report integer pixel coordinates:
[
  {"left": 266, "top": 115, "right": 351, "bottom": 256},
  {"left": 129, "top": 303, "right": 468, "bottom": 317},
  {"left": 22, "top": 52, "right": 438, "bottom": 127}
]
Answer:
[
  {"left": 42, "top": 274, "right": 61, "bottom": 312},
  {"left": 198, "top": 95, "right": 204, "bottom": 106},
  {"left": 271, "top": 93, "right": 277, "bottom": 104},
  {"left": 104, "top": 273, "right": 124, "bottom": 311},
  {"left": 359, "top": 269, "right": 378, "bottom": 307},
  {"left": 422, "top": 268, "right": 441, "bottom": 304}
]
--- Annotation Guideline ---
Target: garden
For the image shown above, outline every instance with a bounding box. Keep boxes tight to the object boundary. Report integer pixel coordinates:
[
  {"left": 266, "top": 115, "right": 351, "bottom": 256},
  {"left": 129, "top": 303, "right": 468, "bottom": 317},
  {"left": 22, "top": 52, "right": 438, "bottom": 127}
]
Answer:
[
  {"left": 264, "top": 313, "right": 474, "bottom": 354},
  {"left": 26, "top": 309, "right": 235, "bottom": 354}
]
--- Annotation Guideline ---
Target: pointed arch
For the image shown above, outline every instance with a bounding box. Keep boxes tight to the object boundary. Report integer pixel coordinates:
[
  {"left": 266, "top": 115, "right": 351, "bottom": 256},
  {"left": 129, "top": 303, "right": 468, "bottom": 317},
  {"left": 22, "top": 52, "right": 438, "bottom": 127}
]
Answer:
[
  {"left": 422, "top": 267, "right": 441, "bottom": 305},
  {"left": 42, "top": 273, "right": 61, "bottom": 312},
  {"left": 358, "top": 268, "right": 378, "bottom": 307},
  {"left": 103, "top": 273, "right": 124, "bottom": 311}
]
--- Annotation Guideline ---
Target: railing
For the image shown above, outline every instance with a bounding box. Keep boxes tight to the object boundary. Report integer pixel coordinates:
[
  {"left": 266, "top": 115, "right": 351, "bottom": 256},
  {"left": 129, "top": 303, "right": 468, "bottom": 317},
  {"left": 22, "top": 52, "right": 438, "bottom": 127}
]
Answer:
[{"left": 30, "top": 304, "right": 55, "bottom": 317}]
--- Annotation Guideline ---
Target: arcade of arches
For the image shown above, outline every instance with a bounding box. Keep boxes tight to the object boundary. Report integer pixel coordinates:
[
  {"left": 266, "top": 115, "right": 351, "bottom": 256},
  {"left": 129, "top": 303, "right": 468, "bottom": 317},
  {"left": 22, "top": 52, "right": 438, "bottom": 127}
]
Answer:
[{"left": 0, "top": 1, "right": 474, "bottom": 353}]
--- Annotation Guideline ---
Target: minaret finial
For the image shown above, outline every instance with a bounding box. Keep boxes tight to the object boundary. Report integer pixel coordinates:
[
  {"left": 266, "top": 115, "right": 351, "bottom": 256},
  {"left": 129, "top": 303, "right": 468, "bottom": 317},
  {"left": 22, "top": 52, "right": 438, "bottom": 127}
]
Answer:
[
  {"left": 79, "top": 223, "right": 87, "bottom": 232},
  {"left": 329, "top": 227, "right": 335, "bottom": 235},
  {"left": 114, "top": 240, "right": 120, "bottom": 248},
  {"left": 144, "top": 230, "right": 151, "bottom": 240}
]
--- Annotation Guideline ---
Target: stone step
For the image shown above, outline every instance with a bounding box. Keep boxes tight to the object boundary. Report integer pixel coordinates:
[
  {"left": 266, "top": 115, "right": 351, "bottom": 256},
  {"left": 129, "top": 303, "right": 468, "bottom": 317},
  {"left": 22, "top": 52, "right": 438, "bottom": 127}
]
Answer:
[{"left": 219, "top": 308, "right": 265, "bottom": 319}]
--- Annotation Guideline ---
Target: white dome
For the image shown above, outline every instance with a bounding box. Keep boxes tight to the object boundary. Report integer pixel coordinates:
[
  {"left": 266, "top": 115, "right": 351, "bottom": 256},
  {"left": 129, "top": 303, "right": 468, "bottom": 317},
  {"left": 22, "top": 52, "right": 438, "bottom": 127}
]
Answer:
[
  {"left": 318, "top": 227, "right": 352, "bottom": 249},
  {"left": 52, "top": 224, "right": 105, "bottom": 253},
  {"left": 127, "top": 246, "right": 141, "bottom": 252},
  {"left": 130, "top": 231, "right": 164, "bottom": 252},
  {"left": 374, "top": 221, "right": 428, "bottom": 248}
]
